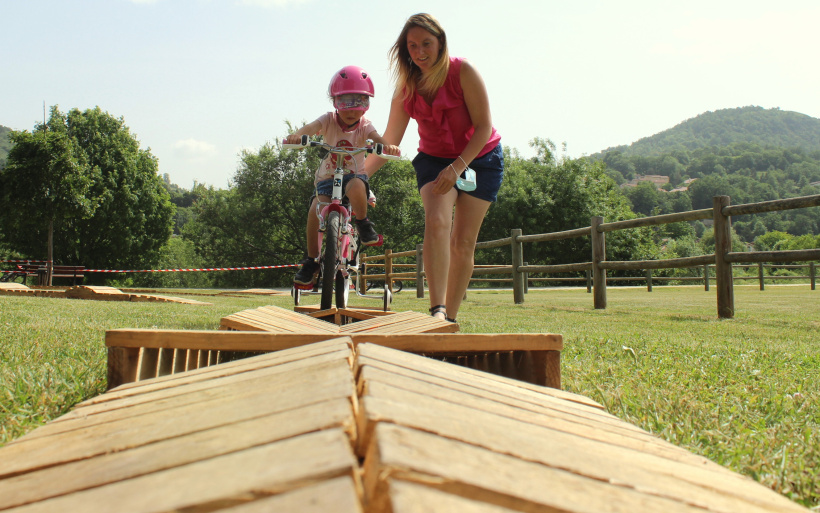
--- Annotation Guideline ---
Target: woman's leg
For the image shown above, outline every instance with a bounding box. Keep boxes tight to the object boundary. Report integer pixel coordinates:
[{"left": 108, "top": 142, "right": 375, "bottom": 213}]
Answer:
[
  {"left": 445, "top": 193, "right": 492, "bottom": 320},
  {"left": 419, "top": 183, "right": 458, "bottom": 319}
]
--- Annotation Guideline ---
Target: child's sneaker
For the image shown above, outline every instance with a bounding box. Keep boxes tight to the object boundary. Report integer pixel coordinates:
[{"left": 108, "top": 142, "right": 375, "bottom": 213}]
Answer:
[
  {"left": 294, "top": 257, "right": 319, "bottom": 286},
  {"left": 355, "top": 218, "right": 383, "bottom": 246}
]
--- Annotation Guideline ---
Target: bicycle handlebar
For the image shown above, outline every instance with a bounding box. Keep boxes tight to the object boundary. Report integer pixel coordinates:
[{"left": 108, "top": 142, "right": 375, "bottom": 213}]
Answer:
[{"left": 282, "top": 134, "right": 401, "bottom": 160}]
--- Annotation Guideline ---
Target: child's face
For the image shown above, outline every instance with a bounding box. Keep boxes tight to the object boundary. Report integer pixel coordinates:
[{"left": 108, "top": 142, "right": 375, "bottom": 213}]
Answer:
[{"left": 337, "top": 109, "right": 364, "bottom": 126}]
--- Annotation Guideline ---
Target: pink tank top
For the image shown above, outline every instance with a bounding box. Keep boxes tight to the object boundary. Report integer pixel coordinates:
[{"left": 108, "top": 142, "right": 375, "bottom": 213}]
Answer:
[{"left": 403, "top": 57, "right": 501, "bottom": 159}]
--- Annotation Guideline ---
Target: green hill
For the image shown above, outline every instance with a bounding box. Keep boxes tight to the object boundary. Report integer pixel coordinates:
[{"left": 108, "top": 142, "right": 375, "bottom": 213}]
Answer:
[{"left": 598, "top": 106, "right": 820, "bottom": 157}]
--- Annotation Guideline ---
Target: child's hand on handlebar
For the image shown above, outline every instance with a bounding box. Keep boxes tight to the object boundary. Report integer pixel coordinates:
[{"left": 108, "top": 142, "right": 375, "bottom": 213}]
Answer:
[
  {"left": 285, "top": 134, "right": 303, "bottom": 144},
  {"left": 382, "top": 144, "right": 401, "bottom": 156}
]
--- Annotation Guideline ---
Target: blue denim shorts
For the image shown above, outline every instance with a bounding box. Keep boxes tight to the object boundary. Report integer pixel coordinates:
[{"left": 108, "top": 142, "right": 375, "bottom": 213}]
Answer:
[
  {"left": 412, "top": 143, "right": 504, "bottom": 202},
  {"left": 314, "top": 173, "right": 371, "bottom": 199}
]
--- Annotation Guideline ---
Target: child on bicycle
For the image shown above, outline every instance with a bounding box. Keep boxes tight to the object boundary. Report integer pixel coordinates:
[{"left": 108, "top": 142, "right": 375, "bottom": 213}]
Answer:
[{"left": 288, "top": 65, "right": 399, "bottom": 287}]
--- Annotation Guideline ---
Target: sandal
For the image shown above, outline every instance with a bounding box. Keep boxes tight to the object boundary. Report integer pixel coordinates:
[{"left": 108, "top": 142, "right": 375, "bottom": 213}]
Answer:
[
  {"left": 430, "top": 304, "right": 447, "bottom": 319},
  {"left": 446, "top": 317, "right": 457, "bottom": 323}
]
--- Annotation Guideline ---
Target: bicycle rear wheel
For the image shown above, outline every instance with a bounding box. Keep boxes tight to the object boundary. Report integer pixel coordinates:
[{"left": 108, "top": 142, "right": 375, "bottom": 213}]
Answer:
[{"left": 321, "top": 211, "right": 341, "bottom": 310}]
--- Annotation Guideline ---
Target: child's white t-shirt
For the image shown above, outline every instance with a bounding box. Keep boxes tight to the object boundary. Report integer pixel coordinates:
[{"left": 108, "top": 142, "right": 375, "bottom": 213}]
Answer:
[{"left": 314, "top": 112, "right": 376, "bottom": 184}]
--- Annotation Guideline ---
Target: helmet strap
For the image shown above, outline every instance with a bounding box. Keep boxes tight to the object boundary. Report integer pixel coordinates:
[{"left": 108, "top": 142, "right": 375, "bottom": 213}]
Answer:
[{"left": 335, "top": 111, "right": 361, "bottom": 130}]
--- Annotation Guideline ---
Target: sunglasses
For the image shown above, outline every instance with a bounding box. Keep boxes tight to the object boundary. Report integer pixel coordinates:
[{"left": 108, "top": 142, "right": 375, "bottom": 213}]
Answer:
[{"left": 334, "top": 94, "right": 370, "bottom": 111}]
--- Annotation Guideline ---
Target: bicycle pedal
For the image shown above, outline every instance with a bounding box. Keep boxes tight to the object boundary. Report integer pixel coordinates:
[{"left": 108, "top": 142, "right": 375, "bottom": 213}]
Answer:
[{"left": 293, "top": 282, "right": 315, "bottom": 291}]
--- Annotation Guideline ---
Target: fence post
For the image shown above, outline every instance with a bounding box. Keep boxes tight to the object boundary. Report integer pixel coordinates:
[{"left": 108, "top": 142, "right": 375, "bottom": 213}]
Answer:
[
  {"left": 511, "top": 228, "right": 525, "bottom": 304},
  {"left": 758, "top": 262, "right": 765, "bottom": 291},
  {"left": 591, "top": 216, "right": 606, "bottom": 309},
  {"left": 523, "top": 261, "right": 529, "bottom": 294},
  {"left": 385, "top": 249, "right": 394, "bottom": 294},
  {"left": 586, "top": 270, "right": 592, "bottom": 293},
  {"left": 359, "top": 260, "right": 368, "bottom": 294},
  {"left": 415, "top": 244, "right": 425, "bottom": 298},
  {"left": 645, "top": 269, "right": 653, "bottom": 292},
  {"left": 713, "top": 196, "right": 734, "bottom": 319},
  {"left": 703, "top": 264, "right": 710, "bottom": 291},
  {"left": 810, "top": 262, "right": 816, "bottom": 291}
]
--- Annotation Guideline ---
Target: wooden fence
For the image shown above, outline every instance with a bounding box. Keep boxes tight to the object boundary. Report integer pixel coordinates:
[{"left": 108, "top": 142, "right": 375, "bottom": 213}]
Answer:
[{"left": 360, "top": 194, "right": 820, "bottom": 319}]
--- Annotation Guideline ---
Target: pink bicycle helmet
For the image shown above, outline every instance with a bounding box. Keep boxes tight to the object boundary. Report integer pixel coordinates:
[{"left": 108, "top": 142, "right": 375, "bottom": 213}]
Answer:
[
  {"left": 329, "top": 66, "right": 374, "bottom": 112},
  {"left": 329, "top": 65, "right": 375, "bottom": 97}
]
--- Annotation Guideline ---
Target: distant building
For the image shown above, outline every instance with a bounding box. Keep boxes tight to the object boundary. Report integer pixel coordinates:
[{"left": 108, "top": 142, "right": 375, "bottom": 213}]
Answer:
[{"left": 622, "top": 174, "right": 670, "bottom": 188}]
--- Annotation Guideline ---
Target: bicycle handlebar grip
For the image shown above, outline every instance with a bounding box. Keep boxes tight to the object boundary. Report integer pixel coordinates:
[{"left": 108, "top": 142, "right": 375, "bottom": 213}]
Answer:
[
  {"left": 282, "top": 134, "right": 310, "bottom": 149},
  {"left": 374, "top": 143, "right": 401, "bottom": 161}
]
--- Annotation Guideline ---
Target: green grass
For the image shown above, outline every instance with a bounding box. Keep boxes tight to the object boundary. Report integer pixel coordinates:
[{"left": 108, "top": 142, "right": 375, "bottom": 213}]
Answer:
[{"left": 1, "top": 285, "right": 818, "bottom": 509}]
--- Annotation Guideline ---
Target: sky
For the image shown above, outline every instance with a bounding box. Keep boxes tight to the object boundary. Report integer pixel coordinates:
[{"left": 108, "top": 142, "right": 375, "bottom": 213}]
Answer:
[{"left": 2, "top": 0, "right": 819, "bottom": 189}]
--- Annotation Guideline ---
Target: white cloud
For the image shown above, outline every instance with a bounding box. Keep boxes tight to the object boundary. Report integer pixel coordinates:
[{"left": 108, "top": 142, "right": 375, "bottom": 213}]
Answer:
[{"left": 173, "top": 138, "right": 218, "bottom": 161}]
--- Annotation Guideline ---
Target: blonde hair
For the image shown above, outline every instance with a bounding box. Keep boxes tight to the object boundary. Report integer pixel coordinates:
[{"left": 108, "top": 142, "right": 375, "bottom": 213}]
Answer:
[{"left": 389, "top": 13, "right": 450, "bottom": 101}]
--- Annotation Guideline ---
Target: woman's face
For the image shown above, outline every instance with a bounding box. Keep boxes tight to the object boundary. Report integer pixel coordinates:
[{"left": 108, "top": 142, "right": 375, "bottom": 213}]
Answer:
[{"left": 406, "top": 26, "right": 440, "bottom": 72}]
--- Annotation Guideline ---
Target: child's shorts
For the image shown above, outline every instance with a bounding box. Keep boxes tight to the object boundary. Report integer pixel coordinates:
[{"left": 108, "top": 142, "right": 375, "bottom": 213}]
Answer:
[
  {"left": 412, "top": 143, "right": 504, "bottom": 202},
  {"left": 314, "top": 173, "right": 371, "bottom": 201}
]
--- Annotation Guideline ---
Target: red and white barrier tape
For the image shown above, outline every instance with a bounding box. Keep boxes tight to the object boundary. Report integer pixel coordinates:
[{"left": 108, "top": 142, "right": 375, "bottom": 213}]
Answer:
[
  {"left": 84, "top": 264, "right": 300, "bottom": 273},
  {"left": 3, "top": 263, "right": 299, "bottom": 273}
]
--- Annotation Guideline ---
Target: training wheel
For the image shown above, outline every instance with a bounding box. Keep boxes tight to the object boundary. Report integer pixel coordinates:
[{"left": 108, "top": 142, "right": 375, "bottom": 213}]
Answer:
[{"left": 383, "top": 284, "right": 392, "bottom": 312}]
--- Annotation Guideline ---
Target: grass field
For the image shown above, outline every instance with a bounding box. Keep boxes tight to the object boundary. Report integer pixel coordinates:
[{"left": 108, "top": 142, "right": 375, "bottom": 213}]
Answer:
[{"left": 1, "top": 285, "right": 818, "bottom": 509}]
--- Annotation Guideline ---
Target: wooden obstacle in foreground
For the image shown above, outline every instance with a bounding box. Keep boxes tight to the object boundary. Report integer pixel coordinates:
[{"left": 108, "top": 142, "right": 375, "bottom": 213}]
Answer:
[
  {"left": 0, "top": 338, "right": 808, "bottom": 512},
  {"left": 106, "top": 326, "right": 563, "bottom": 390}
]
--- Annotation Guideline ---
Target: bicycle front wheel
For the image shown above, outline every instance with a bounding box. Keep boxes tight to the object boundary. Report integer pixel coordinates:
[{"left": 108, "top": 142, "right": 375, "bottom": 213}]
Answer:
[{"left": 321, "top": 211, "right": 341, "bottom": 310}]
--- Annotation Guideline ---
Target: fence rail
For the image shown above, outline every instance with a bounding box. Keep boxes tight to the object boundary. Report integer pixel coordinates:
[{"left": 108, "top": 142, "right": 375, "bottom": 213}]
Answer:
[{"left": 360, "top": 194, "right": 820, "bottom": 318}]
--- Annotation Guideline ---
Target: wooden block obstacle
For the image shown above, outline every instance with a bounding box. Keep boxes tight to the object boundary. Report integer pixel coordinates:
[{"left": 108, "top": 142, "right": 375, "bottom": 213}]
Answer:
[
  {"left": 220, "top": 305, "right": 457, "bottom": 333},
  {"left": 0, "top": 339, "right": 809, "bottom": 512},
  {"left": 110, "top": 305, "right": 560, "bottom": 390}
]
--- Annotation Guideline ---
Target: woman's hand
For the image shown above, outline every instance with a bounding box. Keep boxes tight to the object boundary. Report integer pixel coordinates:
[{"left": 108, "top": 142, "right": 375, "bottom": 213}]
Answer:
[{"left": 432, "top": 164, "right": 459, "bottom": 195}]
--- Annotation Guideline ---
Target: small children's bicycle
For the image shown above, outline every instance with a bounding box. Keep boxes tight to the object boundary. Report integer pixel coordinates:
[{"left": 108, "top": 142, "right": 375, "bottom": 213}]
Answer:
[{"left": 284, "top": 134, "right": 400, "bottom": 311}]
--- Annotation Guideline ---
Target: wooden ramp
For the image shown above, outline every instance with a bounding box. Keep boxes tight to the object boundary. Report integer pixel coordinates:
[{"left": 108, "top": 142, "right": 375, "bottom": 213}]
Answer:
[
  {"left": 0, "top": 284, "right": 209, "bottom": 304},
  {"left": 0, "top": 339, "right": 807, "bottom": 512},
  {"left": 0, "top": 283, "right": 65, "bottom": 298},
  {"left": 220, "top": 305, "right": 447, "bottom": 331},
  {"left": 65, "top": 286, "right": 211, "bottom": 304}
]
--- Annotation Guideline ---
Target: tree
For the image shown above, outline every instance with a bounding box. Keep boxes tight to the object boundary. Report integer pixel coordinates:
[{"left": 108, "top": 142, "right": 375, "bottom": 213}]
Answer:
[
  {"left": 64, "top": 107, "right": 174, "bottom": 270},
  {"left": 0, "top": 106, "right": 173, "bottom": 273},
  {"left": 480, "top": 140, "right": 656, "bottom": 269},
  {"left": 0, "top": 119, "right": 95, "bottom": 281}
]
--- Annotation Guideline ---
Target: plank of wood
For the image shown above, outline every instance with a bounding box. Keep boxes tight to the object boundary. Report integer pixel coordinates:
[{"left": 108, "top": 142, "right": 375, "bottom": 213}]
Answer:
[
  {"left": 89, "top": 338, "right": 353, "bottom": 406},
  {"left": 99, "top": 337, "right": 354, "bottom": 397},
  {"left": 0, "top": 358, "right": 355, "bottom": 478},
  {"left": 388, "top": 481, "right": 521, "bottom": 513},
  {"left": 0, "top": 398, "right": 355, "bottom": 509},
  {"left": 358, "top": 388, "right": 805, "bottom": 513},
  {"left": 0, "top": 282, "right": 30, "bottom": 290},
  {"left": 356, "top": 353, "right": 613, "bottom": 425},
  {"left": 5, "top": 429, "right": 358, "bottom": 513},
  {"left": 366, "top": 423, "right": 807, "bottom": 513},
  {"left": 357, "top": 368, "right": 722, "bottom": 473},
  {"left": 218, "top": 476, "right": 362, "bottom": 512},
  {"left": 25, "top": 350, "right": 355, "bottom": 440},
  {"left": 341, "top": 311, "right": 458, "bottom": 334},
  {"left": 356, "top": 343, "right": 588, "bottom": 409},
  {"left": 105, "top": 330, "right": 563, "bottom": 352}
]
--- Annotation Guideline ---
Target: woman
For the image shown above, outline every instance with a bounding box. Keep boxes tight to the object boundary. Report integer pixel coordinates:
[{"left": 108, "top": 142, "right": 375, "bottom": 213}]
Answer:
[{"left": 366, "top": 13, "right": 504, "bottom": 322}]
